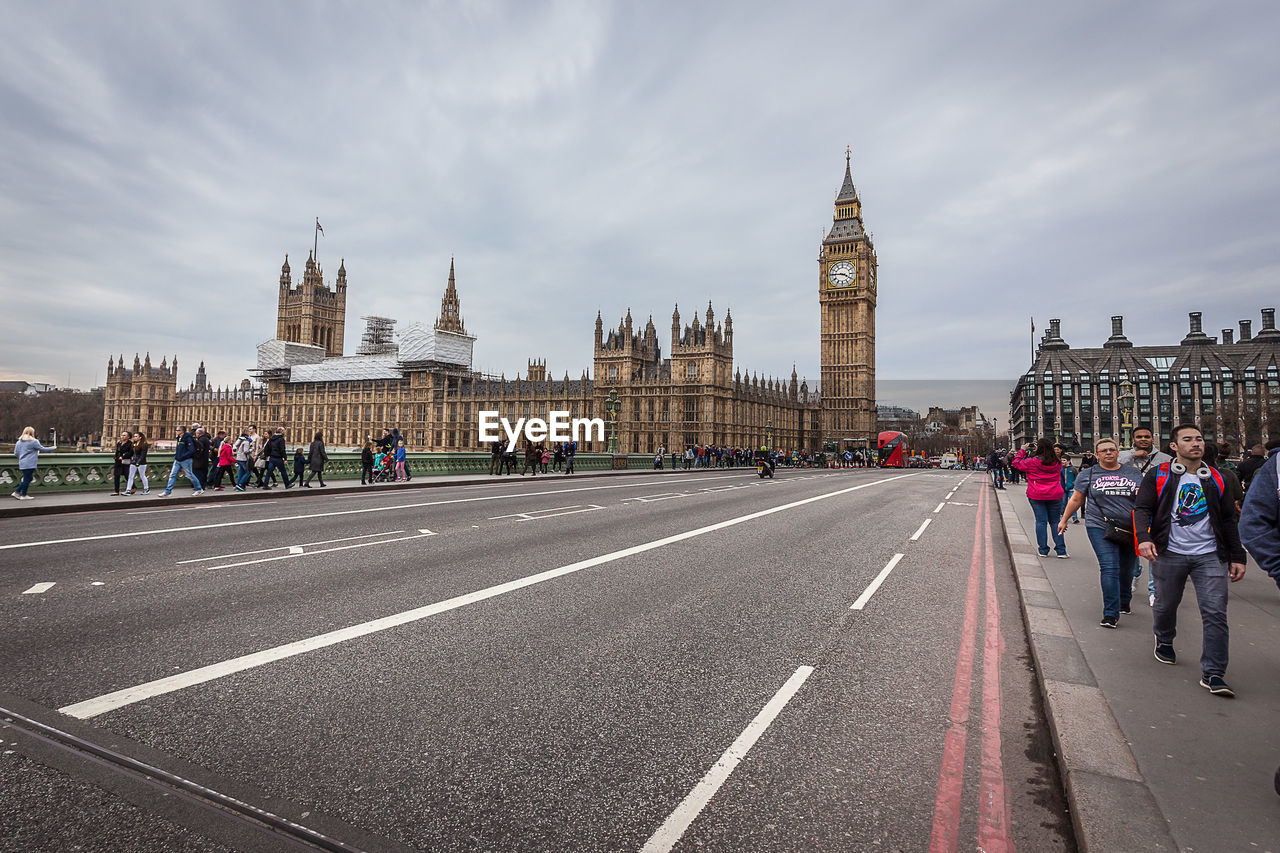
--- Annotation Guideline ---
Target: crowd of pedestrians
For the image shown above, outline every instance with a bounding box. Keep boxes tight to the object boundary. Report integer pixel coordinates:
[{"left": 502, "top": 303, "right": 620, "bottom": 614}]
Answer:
[
  {"left": 997, "top": 423, "right": 1280, "bottom": 707},
  {"left": 67, "top": 424, "right": 422, "bottom": 497}
]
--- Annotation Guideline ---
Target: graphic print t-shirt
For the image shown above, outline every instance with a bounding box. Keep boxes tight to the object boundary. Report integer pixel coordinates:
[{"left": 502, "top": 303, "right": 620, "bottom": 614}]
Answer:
[
  {"left": 1074, "top": 464, "right": 1142, "bottom": 529},
  {"left": 1167, "top": 472, "right": 1218, "bottom": 556}
]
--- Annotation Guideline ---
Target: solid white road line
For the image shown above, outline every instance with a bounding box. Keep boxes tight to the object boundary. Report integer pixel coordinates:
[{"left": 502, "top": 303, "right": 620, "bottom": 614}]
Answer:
[
  {"left": 59, "top": 475, "right": 914, "bottom": 719},
  {"left": 910, "top": 518, "right": 932, "bottom": 541},
  {"left": 933, "top": 502, "right": 945, "bottom": 513},
  {"left": 851, "top": 554, "right": 904, "bottom": 610},
  {"left": 204, "top": 530, "right": 436, "bottom": 571},
  {"left": 176, "top": 531, "right": 406, "bottom": 564},
  {"left": 23, "top": 582, "right": 56, "bottom": 594},
  {"left": 1, "top": 472, "right": 778, "bottom": 552},
  {"left": 640, "top": 666, "right": 816, "bottom": 853}
]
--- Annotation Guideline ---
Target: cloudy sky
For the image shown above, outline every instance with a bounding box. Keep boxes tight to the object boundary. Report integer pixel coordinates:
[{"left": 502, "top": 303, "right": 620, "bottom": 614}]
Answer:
[{"left": 2, "top": 1, "right": 1277, "bottom": 419}]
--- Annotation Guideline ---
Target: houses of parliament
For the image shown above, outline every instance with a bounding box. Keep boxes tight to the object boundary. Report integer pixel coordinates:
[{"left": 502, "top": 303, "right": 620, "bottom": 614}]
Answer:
[{"left": 102, "top": 155, "right": 878, "bottom": 453}]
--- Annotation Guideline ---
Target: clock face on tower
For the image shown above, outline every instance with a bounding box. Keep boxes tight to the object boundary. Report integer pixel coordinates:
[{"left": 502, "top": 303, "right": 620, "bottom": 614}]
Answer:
[{"left": 828, "top": 260, "right": 856, "bottom": 288}]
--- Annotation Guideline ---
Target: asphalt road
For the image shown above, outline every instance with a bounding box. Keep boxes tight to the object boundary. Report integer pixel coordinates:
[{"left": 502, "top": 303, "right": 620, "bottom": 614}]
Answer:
[{"left": 1, "top": 467, "right": 1075, "bottom": 852}]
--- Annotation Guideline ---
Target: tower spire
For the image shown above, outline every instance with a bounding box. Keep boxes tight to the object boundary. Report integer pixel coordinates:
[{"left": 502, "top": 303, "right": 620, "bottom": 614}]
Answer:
[{"left": 435, "top": 257, "right": 465, "bottom": 333}]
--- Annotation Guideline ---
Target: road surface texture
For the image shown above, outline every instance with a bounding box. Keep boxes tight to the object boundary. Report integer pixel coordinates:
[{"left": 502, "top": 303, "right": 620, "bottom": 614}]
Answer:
[{"left": 2, "top": 467, "right": 1074, "bottom": 852}]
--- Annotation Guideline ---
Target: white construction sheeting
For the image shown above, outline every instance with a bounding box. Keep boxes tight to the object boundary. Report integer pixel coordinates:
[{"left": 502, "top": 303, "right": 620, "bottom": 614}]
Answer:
[
  {"left": 257, "top": 339, "right": 327, "bottom": 371},
  {"left": 289, "top": 352, "right": 403, "bottom": 382},
  {"left": 397, "top": 323, "right": 474, "bottom": 367}
]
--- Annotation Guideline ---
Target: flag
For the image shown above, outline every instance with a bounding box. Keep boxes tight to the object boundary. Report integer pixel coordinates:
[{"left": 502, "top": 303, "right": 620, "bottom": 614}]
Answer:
[
  {"left": 1031, "top": 317, "right": 1035, "bottom": 333},
  {"left": 316, "top": 218, "right": 324, "bottom": 235}
]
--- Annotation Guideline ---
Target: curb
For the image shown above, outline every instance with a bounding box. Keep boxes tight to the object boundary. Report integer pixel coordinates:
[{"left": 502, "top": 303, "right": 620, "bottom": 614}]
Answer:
[
  {"left": 992, "top": 488, "right": 1178, "bottom": 852},
  {"left": 0, "top": 465, "right": 783, "bottom": 519}
]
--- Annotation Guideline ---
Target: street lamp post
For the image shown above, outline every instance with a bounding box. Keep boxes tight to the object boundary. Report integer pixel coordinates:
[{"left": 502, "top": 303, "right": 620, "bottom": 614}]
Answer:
[
  {"left": 605, "top": 388, "right": 621, "bottom": 455},
  {"left": 1119, "top": 380, "right": 1136, "bottom": 450},
  {"left": 766, "top": 419, "right": 773, "bottom": 451}
]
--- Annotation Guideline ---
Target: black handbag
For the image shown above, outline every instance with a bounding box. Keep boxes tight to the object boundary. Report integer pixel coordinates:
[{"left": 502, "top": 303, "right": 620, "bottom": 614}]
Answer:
[{"left": 1102, "top": 515, "right": 1133, "bottom": 546}]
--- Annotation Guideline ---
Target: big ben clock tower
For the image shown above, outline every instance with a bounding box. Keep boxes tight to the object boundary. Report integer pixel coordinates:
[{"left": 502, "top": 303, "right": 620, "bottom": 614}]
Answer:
[{"left": 819, "top": 147, "right": 877, "bottom": 446}]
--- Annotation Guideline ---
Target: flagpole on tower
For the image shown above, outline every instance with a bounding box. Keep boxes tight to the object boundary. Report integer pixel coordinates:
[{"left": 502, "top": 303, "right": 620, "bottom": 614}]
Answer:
[{"left": 314, "top": 217, "right": 323, "bottom": 263}]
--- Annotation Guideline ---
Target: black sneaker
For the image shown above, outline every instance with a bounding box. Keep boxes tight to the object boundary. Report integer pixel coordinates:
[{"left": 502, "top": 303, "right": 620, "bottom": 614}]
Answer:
[
  {"left": 1099, "top": 615, "right": 1118, "bottom": 629},
  {"left": 1119, "top": 605, "right": 1132, "bottom": 615},
  {"left": 1154, "top": 639, "right": 1176, "bottom": 665},
  {"left": 1199, "top": 675, "right": 1234, "bottom": 697}
]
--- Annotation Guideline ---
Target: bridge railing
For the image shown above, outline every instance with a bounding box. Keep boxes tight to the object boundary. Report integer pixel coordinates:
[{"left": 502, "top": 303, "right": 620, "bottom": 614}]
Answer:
[{"left": 0, "top": 452, "right": 649, "bottom": 494}]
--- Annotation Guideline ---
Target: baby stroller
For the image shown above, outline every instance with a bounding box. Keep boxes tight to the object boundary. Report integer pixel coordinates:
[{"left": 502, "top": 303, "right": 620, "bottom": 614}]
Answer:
[{"left": 371, "top": 452, "right": 396, "bottom": 483}]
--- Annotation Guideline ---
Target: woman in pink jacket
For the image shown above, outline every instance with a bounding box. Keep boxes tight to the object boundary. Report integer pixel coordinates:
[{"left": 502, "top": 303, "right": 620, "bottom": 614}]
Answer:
[{"left": 1013, "top": 438, "right": 1068, "bottom": 558}]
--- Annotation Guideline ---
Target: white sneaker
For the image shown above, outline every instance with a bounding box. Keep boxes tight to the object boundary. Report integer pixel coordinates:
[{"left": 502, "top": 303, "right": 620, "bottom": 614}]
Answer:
[
  {"left": 21, "top": 495, "right": 34, "bottom": 500},
  {"left": 1149, "top": 593, "right": 1156, "bottom": 607},
  {"left": 10, "top": 492, "right": 20, "bottom": 500},
  {"left": 193, "top": 490, "right": 205, "bottom": 496}
]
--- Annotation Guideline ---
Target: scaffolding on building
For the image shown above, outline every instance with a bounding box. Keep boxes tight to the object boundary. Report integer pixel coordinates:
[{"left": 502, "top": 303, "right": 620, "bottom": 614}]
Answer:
[{"left": 356, "top": 316, "right": 397, "bottom": 355}]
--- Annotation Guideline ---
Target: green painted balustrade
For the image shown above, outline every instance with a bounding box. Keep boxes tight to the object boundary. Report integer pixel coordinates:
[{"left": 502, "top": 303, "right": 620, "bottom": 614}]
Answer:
[{"left": 0, "top": 452, "right": 647, "bottom": 495}]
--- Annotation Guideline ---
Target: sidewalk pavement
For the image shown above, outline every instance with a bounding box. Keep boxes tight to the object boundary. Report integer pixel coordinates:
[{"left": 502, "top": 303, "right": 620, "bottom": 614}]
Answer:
[
  {"left": 995, "top": 481, "right": 1280, "bottom": 853},
  {"left": 0, "top": 463, "right": 790, "bottom": 519}
]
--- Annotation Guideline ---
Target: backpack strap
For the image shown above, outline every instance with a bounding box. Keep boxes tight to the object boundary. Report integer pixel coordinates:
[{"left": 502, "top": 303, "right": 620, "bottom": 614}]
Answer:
[{"left": 1154, "top": 461, "right": 1172, "bottom": 503}]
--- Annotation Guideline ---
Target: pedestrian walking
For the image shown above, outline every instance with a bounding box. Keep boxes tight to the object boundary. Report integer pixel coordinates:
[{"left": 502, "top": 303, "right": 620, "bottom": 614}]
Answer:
[
  {"left": 111, "top": 431, "right": 133, "bottom": 495},
  {"left": 212, "top": 433, "right": 236, "bottom": 490},
  {"left": 124, "top": 432, "right": 150, "bottom": 494},
  {"left": 489, "top": 439, "right": 503, "bottom": 475},
  {"left": 263, "top": 427, "right": 291, "bottom": 489},
  {"left": 553, "top": 443, "right": 565, "bottom": 472},
  {"left": 361, "top": 440, "right": 375, "bottom": 484},
  {"left": 1057, "top": 438, "right": 1141, "bottom": 627},
  {"left": 162, "top": 424, "right": 204, "bottom": 496},
  {"left": 564, "top": 440, "right": 576, "bottom": 475},
  {"left": 303, "top": 431, "right": 328, "bottom": 487},
  {"left": 1237, "top": 439, "right": 1280, "bottom": 790},
  {"left": 1122, "top": 426, "right": 1175, "bottom": 607},
  {"left": 1238, "top": 443, "right": 1269, "bottom": 492},
  {"left": 233, "top": 428, "right": 255, "bottom": 492},
  {"left": 1134, "top": 423, "right": 1247, "bottom": 698},
  {"left": 988, "top": 449, "right": 1005, "bottom": 489},
  {"left": 293, "top": 447, "right": 307, "bottom": 485},
  {"left": 394, "top": 439, "right": 407, "bottom": 481},
  {"left": 191, "top": 426, "right": 211, "bottom": 492},
  {"left": 11, "top": 426, "right": 53, "bottom": 500},
  {"left": 1013, "top": 438, "right": 1068, "bottom": 557},
  {"left": 1063, "top": 461, "right": 1081, "bottom": 523}
]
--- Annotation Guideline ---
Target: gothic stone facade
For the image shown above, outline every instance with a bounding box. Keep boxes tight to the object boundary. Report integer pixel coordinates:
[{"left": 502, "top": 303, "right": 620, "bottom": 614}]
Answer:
[{"left": 104, "top": 158, "right": 875, "bottom": 451}]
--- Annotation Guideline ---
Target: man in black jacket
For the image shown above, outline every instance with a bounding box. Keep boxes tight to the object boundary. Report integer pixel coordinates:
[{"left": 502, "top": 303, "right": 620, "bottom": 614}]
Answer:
[
  {"left": 264, "top": 427, "right": 291, "bottom": 489},
  {"left": 1134, "top": 423, "right": 1247, "bottom": 697}
]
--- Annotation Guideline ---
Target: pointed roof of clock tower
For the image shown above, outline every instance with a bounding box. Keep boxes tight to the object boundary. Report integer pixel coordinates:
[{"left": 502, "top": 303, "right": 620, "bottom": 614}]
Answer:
[{"left": 836, "top": 146, "right": 859, "bottom": 203}]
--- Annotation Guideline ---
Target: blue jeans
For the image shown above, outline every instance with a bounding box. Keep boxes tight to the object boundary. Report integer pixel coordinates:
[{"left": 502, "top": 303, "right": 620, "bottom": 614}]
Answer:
[
  {"left": 165, "top": 458, "right": 203, "bottom": 493},
  {"left": 1086, "top": 527, "right": 1138, "bottom": 618},
  {"left": 1028, "top": 497, "right": 1067, "bottom": 555},
  {"left": 16, "top": 468, "right": 35, "bottom": 496},
  {"left": 991, "top": 467, "right": 1004, "bottom": 488},
  {"left": 1153, "top": 551, "right": 1230, "bottom": 677},
  {"left": 236, "top": 459, "right": 252, "bottom": 487}
]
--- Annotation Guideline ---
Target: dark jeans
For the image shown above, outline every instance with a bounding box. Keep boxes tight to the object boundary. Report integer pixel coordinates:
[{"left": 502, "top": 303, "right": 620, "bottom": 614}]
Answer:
[
  {"left": 16, "top": 468, "right": 35, "bottom": 496},
  {"left": 362, "top": 463, "right": 374, "bottom": 484},
  {"left": 1028, "top": 497, "right": 1067, "bottom": 555},
  {"left": 264, "top": 457, "right": 290, "bottom": 487},
  {"left": 1153, "top": 551, "right": 1230, "bottom": 677},
  {"left": 1085, "top": 526, "right": 1138, "bottom": 618},
  {"left": 304, "top": 467, "right": 326, "bottom": 486}
]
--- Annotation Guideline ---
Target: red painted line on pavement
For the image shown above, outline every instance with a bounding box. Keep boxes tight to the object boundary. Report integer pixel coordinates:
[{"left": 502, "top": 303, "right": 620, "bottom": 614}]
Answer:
[
  {"left": 978, "top": 484, "right": 1014, "bottom": 852},
  {"left": 928, "top": 485, "right": 986, "bottom": 853}
]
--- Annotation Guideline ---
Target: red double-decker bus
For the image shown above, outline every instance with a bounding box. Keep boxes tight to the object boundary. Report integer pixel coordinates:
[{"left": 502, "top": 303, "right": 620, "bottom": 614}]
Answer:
[{"left": 877, "top": 431, "right": 908, "bottom": 467}]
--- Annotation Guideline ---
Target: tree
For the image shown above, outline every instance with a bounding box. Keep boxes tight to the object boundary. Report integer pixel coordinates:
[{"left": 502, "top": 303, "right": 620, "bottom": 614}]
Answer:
[{"left": 0, "top": 390, "right": 105, "bottom": 446}]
